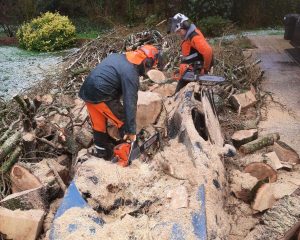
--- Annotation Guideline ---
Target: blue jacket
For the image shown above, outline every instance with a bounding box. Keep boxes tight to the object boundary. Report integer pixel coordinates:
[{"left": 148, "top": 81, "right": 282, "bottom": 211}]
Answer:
[{"left": 79, "top": 53, "right": 139, "bottom": 134}]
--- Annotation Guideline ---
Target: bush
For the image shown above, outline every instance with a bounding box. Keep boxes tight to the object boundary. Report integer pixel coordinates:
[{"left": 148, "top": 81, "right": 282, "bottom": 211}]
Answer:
[
  {"left": 17, "top": 12, "right": 76, "bottom": 52},
  {"left": 232, "top": 0, "right": 300, "bottom": 28},
  {"left": 198, "top": 16, "right": 232, "bottom": 37}
]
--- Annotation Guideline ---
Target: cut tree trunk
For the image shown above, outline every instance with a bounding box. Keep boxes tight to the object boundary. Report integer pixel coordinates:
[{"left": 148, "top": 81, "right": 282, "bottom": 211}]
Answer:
[
  {"left": 244, "top": 162, "right": 277, "bottom": 183},
  {"left": 22, "top": 132, "right": 36, "bottom": 159},
  {"left": 240, "top": 133, "right": 280, "bottom": 154},
  {"left": 245, "top": 195, "right": 300, "bottom": 239},
  {"left": 0, "top": 187, "right": 48, "bottom": 210},
  {"left": 10, "top": 164, "right": 42, "bottom": 193},
  {"left": 166, "top": 83, "right": 230, "bottom": 238}
]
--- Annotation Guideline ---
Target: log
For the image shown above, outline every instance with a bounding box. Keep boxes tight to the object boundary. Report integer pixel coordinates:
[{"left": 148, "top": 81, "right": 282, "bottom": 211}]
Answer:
[
  {"left": 22, "top": 159, "right": 69, "bottom": 199},
  {"left": 231, "top": 129, "right": 258, "bottom": 148},
  {"left": 146, "top": 69, "right": 166, "bottom": 83},
  {"left": 22, "top": 132, "right": 36, "bottom": 159},
  {"left": 10, "top": 164, "right": 42, "bottom": 193},
  {"left": 240, "top": 133, "right": 280, "bottom": 154},
  {"left": 245, "top": 195, "right": 300, "bottom": 239},
  {"left": 244, "top": 162, "right": 277, "bottom": 183},
  {"left": 0, "top": 116, "right": 21, "bottom": 143},
  {"left": 229, "top": 90, "right": 257, "bottom": 111},
  {"left": 0, "top": 187, "right": 48, "bottom": 210},
  {"left": 0, "top": 207, "right": 45, "bottom": 240},
  {"left": 0, "top": 131, "right": 21, "bottom": 161},
  {"left": 1, "top": 147, "right": 22, "bottom": 174}
]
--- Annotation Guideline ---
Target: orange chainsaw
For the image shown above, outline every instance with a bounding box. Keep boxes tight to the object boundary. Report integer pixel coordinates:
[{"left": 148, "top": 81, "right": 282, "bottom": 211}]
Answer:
[{"left": 112, "top": 132, "right": 160, "bottom": 167}]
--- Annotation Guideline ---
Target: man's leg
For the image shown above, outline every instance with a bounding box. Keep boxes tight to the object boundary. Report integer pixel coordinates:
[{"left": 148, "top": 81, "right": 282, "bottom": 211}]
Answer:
[
  {"left": 104, "top": 99, "right": 126, "bottom": 138},
  {"left": 86, "top": 101, "right": 124, "bottom": 160}
]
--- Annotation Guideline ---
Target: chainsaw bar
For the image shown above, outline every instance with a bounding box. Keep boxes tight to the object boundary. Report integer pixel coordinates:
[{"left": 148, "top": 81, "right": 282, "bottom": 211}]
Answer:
[
  {"left": 182, "top": 72, "right": 225, "bottom": 82},
  {"left": 129, "top": 132, "right": 160, "bottom": 162}
]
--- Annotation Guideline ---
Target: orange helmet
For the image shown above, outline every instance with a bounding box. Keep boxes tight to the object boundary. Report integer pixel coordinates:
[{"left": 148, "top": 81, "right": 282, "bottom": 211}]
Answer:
[{"left": 126, "top": 45, "right": 162, "bottom": 69}]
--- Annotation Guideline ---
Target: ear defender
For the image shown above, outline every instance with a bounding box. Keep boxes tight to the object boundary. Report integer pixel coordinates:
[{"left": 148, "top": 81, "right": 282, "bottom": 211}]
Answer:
[
  {"left": 181, "top": 20, "right": 191, "bottom": 30},
  {"left": 143, "top": 57, "right": 155, "bottom": 69}
]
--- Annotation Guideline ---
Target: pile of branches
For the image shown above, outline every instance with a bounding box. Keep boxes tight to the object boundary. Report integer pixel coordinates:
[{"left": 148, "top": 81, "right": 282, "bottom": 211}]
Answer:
[
  {"left": 214, "top": 36, "right": 264, "bottom": 99},
  {"left": 59, "top": 26, "right": 181, "bottom": 96}
]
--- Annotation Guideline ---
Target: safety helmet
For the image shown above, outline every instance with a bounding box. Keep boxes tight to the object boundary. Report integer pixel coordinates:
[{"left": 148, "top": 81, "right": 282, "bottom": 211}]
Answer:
[
  {"left": 126, "top": 45, "right": 163, "bottom": 69},
  {"left": 168, "top": 13, "right": 189, "bottom": 33}
]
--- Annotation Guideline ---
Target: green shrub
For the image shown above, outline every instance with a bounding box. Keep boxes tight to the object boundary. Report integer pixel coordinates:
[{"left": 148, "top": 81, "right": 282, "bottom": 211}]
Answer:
[
  {"left": 185, "top": 0, "right": 234, "bottom": 21},
  {"left": 17, "top": 12, "right": 76, "bottom": 52},
  {"left": 198, "top": 16, "right": 232, "bottom": 37}
]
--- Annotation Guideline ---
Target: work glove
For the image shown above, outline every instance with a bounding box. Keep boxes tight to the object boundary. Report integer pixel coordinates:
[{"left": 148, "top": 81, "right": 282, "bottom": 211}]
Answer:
[{"left": 123, "top": 134, "right": 136, "bottom": 142}]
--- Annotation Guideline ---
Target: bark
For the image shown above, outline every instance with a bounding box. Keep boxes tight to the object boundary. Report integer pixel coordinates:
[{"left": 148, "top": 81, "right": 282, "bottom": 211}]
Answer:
[
  {"left": 1, "top": 147, "right": 22, "bottom": 174},
  {"left": 0, "top": 131, "right": 21, "bottom": 161}
]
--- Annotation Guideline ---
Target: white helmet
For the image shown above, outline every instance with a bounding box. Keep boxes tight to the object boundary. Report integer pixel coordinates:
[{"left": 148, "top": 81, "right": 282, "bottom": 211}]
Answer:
[{"left": 169, "top": 13, "right": 189, "bottom": 33}]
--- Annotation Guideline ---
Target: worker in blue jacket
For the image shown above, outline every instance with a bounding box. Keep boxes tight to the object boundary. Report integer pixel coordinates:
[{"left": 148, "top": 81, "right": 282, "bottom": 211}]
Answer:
[{"left": 79, "top": 45, "right": 161, "bottom": 160}]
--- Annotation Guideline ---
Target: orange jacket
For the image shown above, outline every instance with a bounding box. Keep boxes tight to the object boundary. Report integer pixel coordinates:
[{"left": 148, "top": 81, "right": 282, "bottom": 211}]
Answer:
[{"left": 180, "top": 28, "right": 213, "bottom": 74}]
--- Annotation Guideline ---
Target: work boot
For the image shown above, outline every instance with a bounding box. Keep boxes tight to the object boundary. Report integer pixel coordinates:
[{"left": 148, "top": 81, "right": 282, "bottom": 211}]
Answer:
[
  {"left": 91, "top": 131, "right": 114, "bottom": 160},
  {"left": 89, "top": 145, "right": 113, "bottom": 161}
]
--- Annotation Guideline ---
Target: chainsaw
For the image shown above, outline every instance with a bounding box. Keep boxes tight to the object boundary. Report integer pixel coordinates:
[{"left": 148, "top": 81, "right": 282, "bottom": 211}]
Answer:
[
  {"left": 112, "top": 132, "right": 160, "bottom": 167},
  {"left": 181, "top": 55, "right": 225, "bottom": 83}
]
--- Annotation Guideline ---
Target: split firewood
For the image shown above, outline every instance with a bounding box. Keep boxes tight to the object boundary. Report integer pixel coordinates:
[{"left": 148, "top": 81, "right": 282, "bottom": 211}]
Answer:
[
  {"left": 240, "top": 132, "right": 280, "bottom": 154},
  {"left": 274, "top": 141, "right": 300, "bottom": 164},
  {"left": 230, "top": 169, "right": 258, "bottom": 202},
  {"left": 251, "top": 182, "right": 276, "bottom": 212},
  {"left": 0, "top": 131, "right": 21, "bottom": 161},
  {"left": 229, "top": 90, "right": 257, "bottom": 111},
  {"left": 244, "top": 162, "right": 277, "bottom": 183}
]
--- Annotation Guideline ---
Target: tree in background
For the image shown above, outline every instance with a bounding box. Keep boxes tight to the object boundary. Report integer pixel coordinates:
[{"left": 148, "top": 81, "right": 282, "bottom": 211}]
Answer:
[{"left": 183, "top": 0, "right": 234, "bottom": 22}]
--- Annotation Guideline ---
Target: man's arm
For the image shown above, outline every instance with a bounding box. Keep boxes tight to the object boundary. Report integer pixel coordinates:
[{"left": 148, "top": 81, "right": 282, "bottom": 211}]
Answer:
[
  {"left": 191, "top": 35, "right": 213, "bottom": 72},
  {"left": 121, "top": 67, "right": 139, "bottom": 135}
]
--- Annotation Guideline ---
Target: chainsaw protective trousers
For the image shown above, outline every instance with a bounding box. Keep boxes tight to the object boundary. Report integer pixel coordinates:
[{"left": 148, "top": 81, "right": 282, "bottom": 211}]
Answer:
[{"left": 85, "top": 99, "right": 125, "bottom": 159}]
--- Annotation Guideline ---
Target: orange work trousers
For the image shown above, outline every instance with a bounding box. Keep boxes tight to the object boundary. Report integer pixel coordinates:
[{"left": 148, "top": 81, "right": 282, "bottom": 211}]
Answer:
[{"left": 85, "top": 101, "right": 124, "bottom": 133}]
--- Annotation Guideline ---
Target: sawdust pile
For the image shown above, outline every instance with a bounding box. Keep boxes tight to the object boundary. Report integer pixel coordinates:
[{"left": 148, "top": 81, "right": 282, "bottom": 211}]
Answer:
[{"left": 51, "top": 138, "right": 229, "bottom": 239}]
